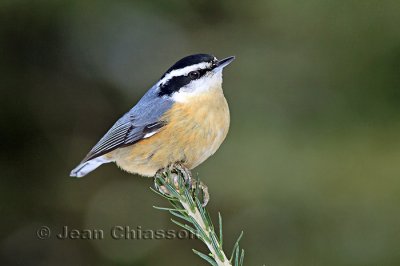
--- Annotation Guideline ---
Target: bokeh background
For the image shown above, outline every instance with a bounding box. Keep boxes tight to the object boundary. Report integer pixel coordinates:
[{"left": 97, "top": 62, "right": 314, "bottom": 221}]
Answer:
[{"left": 1, "top": 1, "right": 400, "bottom": 265}]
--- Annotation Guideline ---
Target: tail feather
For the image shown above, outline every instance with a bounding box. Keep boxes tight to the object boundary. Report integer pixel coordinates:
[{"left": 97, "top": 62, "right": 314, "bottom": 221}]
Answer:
[{"left": 70, "top": 156, "right": 111, "bottom": 178}]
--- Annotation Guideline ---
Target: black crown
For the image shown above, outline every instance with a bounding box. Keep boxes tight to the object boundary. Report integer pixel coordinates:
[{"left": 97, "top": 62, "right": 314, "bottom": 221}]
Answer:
[{"left": 164, "top": 54, "right": 215, "bottom": 75}]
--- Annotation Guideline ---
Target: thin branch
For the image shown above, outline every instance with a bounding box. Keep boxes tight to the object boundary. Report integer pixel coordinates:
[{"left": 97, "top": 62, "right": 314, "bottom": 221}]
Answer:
[{"left": 152, "top": 165, "right": 244, "bottom": 266}]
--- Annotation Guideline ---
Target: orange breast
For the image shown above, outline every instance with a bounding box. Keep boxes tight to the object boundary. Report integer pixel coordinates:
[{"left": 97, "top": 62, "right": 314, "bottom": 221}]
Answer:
[{"left": 112, "top": 89, "right": 230, "bottom": 176}]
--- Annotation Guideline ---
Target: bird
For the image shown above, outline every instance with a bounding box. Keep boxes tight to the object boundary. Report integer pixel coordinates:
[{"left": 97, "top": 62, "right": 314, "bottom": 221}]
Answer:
[{"left": 70, "top": 54, "right": 234, "bottom": 178}]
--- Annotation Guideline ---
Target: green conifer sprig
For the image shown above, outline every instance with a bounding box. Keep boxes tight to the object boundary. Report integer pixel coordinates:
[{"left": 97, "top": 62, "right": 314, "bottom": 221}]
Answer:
[{"left": 151, "top": 166, "right": 245, "bottom": 266}]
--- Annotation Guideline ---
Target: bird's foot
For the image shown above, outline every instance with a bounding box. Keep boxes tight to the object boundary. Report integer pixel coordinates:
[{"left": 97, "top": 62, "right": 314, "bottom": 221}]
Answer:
[
  {"left": 154, "top": 162, "right": 189, "bottom": 194},
  {"left": 191, "top": 179, "right": 209, "bottom": 207},
  {"left": 154, "top": 162, "right": 210, "bottom": 206},
  {"left": 171, "top": 162, "right": 193, "bottom": 186}
]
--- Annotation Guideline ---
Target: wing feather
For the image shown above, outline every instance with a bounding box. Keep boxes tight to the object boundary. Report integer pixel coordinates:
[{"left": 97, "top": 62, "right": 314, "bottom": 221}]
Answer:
[
  {"left": 79, "top": 87, "right": 173, "bottom": 163},
  {"left": 81, "top": 119, "right": 134, "bottom": 162}
]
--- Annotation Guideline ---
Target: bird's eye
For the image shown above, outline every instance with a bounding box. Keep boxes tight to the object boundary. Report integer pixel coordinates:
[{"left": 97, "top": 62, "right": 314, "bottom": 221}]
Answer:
[{"left": 189, "top": 71, "right": 200, "bottom": 80}]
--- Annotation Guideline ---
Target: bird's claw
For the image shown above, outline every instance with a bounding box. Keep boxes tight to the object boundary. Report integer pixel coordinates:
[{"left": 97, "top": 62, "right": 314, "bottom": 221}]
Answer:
[
  {"left": 191, "top": 179, "right": 209, "bottom": 207},
  {"left": 154, "top": 162, "right": 210, "bottom": 206}
]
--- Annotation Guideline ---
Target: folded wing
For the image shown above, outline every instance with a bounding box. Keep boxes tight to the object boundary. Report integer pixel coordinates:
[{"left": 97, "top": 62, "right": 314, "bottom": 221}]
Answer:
[{"left": 70, "top": 87, "right": 173, "bottom": 177}]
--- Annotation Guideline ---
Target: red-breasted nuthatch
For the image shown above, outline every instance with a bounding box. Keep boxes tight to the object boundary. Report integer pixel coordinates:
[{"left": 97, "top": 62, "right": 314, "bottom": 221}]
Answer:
[{"left": 70, "top": 54, "right": 234, "bottom": 177}]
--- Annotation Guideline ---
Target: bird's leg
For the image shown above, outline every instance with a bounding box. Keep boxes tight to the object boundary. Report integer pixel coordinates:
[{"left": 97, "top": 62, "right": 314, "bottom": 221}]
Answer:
[
  {"left": 154, "top": 163, "right": 189, "bottom": 195},
  {"left": 172, "top": 163, "right": 210, "bottom": 207},
  {"left": 191, "top": 178, "right": 210, "bottom": 207},
  {"left": 154, "top": 167, "right": 171, "bottom": 195},
  {"left": 171, "top": 162, "right": 192, "bottom": 187},
  {"left": 154, "top": 162, "right": 210, "bottom": 206}
]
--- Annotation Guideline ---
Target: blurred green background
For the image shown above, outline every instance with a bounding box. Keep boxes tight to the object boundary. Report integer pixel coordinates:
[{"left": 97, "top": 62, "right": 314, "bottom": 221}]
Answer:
[{"left": 1, "top": 1, "right": 400, "bottom": 265}]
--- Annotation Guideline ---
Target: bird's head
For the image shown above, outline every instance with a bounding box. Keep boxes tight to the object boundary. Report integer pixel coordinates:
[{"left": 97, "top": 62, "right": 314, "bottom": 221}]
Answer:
[{"left": 157, "top": 54, "right": 235, "bottom": 102}]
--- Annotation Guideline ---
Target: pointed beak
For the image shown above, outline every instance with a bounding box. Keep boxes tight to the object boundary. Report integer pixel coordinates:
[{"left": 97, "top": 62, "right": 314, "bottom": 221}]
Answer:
[{"left": 213, "top": 56, "right": 235, "bottom": 72}]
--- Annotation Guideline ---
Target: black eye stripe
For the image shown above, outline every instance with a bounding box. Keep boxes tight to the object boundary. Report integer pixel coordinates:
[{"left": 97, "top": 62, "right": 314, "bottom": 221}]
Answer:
[
  {"left": 158, "top": 68, "right": 210, "bottom": 97},
  {"left": 158, "top": 75, "right": 191, "bottom": 97}
]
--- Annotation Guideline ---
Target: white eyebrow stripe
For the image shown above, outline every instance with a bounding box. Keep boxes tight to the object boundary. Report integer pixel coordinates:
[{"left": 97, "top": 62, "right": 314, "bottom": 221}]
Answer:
[{"left": 158, "top": 62, "right": 211, "bottom": 86}]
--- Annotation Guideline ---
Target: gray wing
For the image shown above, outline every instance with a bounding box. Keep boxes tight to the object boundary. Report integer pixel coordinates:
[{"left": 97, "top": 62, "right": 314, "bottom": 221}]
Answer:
[{"left": 80, "top": 87, "right": 173, "bottom": 163}]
